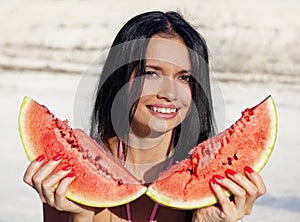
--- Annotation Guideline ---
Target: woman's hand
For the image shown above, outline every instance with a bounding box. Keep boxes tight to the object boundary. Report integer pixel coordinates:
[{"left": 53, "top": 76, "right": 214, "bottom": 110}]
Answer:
[
  {"left": 192, "top": 166, "right": 266, "bottom": 222},
  {"left": 23, "top": 154, "right": 95, "bottom": 221}
]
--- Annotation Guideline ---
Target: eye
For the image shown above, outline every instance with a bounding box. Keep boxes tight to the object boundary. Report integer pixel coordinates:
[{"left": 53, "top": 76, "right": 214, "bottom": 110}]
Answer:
[
  {"left": 178, "top": 74, "right": 191, "bottom": 83},
  {"left": 144, "top": 71, "right": 160, "bottom": 79}
]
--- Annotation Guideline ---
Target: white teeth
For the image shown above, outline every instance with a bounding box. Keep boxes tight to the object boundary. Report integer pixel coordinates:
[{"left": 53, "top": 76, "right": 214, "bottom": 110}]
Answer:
[{"left": 151, "top": 106, "right": 177, "bottom": 114}]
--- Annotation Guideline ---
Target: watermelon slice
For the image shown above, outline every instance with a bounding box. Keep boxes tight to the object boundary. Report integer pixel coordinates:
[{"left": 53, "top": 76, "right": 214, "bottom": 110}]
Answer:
[
  {"left": 18, "top": 96, "right": 147, "bottom": 207},
  {"left": 146, "top": 95, "right": 278, "bottom": 209},
  {"left": 19, "top": 95, "right": 277, "bottom": 209}
]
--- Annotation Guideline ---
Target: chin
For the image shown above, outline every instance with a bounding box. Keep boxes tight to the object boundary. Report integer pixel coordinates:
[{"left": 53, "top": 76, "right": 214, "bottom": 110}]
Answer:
[{"left": 148, "top": 119, "right": 179, "bottom": 135}]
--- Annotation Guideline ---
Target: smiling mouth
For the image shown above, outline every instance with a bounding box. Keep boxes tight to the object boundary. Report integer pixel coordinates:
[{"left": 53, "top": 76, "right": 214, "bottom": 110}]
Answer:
[{"left": 147, "top": 105, "right": 178, "bottom": 114}]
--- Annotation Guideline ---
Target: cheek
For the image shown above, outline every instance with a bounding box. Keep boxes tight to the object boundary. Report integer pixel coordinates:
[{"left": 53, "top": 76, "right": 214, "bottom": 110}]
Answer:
[
  {"left": 136, "top": 95, "right": 150, "bottom": 107},
  {"left": 140, "top": 80, "right": 160, "bottom": 97},
  {"left": 179, "top": 86, "right": 192, "bottom": 108},
  {"left": 175, "top": 91, "right": 192, "bottom": 127}
]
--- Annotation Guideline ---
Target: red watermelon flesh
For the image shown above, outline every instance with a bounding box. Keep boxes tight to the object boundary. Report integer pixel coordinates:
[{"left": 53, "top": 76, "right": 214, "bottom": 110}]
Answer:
[
  {"left": 19, "top": 95, "right": 277, "bottom": 209},
  {"left": 18, "top": 96, "right": 147, "bottom": 207},
  {"left": 146, "top": 95, "right": 278, "bottom": 209}
]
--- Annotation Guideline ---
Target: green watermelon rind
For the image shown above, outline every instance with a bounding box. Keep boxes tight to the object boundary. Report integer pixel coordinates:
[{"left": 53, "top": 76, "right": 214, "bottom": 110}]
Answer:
[
  {"left": 146, "top": 96, "right": 278, "bottom": 209},
  {"left": 18, "top": 96, "right": 37, "bottom": 161},
  {"left": 18, "top": 96, "right": 147, "bottom": 208},
  {"left": 65, "top": 187, "right": 147, "bottom": 208}
]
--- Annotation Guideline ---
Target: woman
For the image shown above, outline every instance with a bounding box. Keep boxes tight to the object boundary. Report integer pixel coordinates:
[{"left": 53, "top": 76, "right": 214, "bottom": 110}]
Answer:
[{"left": 23, "top": 11, "right": 266, "bottom": 222}]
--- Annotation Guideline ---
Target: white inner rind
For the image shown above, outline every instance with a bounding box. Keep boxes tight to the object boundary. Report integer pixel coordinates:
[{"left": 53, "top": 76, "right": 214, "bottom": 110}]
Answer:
[
  {"left": 146, "top": 187, "right": 218, "bottom": 210},
  {"left": 254, "top": 96, "right": 278, "bottom": 172}
]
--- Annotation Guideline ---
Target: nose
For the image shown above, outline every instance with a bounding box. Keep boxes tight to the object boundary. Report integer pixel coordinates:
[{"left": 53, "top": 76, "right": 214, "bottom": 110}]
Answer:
[{"left": 157, "top": 77, "right": 177, "bottom": 101}]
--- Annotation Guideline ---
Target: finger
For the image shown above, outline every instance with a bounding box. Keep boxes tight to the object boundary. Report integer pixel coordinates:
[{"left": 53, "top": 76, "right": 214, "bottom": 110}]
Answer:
[
  {"left": 225, "top": 169, "right": 258, "bottom": 214},
  {"left": 54, "top": 173, "right": 76, "bottom": 211},
  {"left": 244, "top": 166, "right": 267, "bottom": 197},
  {"left": 32, "top": 154, "right": 63, "bottom": 201},
  {"left": 23, "top": 154, "right": 46, "bottom": 187},
  {"left": 210, "top": 177, "right": 232, "bottom": 217},
  {"left": 213, "top": 175, "right": 246, "bottom": 216},
  {"left": 41, "top": 165, "right": 73, "bottom": 206}
]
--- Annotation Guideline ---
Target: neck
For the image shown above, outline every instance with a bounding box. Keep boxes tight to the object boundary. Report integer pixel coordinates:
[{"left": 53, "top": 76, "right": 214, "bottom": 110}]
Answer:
[{"left": 125, "top": 130, "right": 174, "bottom": 164}]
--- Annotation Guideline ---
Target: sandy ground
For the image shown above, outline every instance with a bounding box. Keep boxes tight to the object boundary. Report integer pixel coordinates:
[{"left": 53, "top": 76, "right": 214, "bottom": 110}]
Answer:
[{"left": 1, "top": 0, "right": 300, "bottom": 221}]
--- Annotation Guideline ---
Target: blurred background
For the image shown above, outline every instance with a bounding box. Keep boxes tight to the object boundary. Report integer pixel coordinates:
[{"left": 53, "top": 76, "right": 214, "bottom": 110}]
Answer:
[{"left": 1, "top": 0, "right": 299, "bottom": 221}]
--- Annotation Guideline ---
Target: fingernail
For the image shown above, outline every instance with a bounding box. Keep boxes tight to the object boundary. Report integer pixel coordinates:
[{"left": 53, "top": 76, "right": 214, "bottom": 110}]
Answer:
[
  {"left": 36, "top": 154, "right": 45, "bottom": 162},
  {"left": 213, "top": 175, "right": 224, "bottom": 181},
  {"left": 244, "top": 166, "right": 254, "bottom": 174},
  {"left": 225, "top": 169, "right": 237, "bottom": 176},
  {"left": 62, "top": 164, "right": 72, "bottom": 171},
  {"left": 52, "top": 154, "right": 63, "bottom": 161},
  {"left": 211, "top": 178, "right": 218, "bottom": 185},
  {"left": 66, "top": 172, "right": 75, "bottom": 178}
]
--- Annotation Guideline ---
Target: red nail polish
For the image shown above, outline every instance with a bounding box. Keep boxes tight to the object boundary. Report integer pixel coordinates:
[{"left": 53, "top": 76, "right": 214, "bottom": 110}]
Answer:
[
  {"left": 62, "top": 165, "right": 72, "bottom": 171},
  {"left": 36, "top": 155, "right": 45, "bottom": 162},
  {"left": 211, "top": 178, "right": 217, "bottom": 185},
  {"left": 66, "top": 172, "right": 75, "bottom": 178},
  {"left": 213, "top": 175, "right": 224, "bottom": 181},
  {"left": 225, "top": 169, "right": 237, "bottom": 176},
  {"left": 52, "top": 154, "right": 63, "bottom": 161},
  {"left": 245, "top": 166, "right": 254, "bottom": 174}
]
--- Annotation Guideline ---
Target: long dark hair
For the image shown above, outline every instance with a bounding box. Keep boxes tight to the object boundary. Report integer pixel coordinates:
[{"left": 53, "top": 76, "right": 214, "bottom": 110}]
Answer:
[{"left": 90, "top": 11, "right": 216, "bottom": 160}]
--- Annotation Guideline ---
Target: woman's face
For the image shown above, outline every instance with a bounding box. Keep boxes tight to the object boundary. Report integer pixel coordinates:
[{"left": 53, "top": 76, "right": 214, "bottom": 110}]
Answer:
[{"left": 130, "top": 34, "right": 192, "bottom": 137}]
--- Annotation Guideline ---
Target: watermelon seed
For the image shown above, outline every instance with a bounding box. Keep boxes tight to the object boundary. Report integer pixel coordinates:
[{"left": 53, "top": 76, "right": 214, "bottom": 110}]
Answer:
[
  {"left": 233, "top": 153, "right": 238, "bottom": 160},
  {"left": 227, "top": 157, "right": 233, "bottom": 165},
  {"left": 66, "top": 137, "right": 75, "bottom": 144},
  {"left": 118, "top": 180, "right": 123, "bottom": 185}
]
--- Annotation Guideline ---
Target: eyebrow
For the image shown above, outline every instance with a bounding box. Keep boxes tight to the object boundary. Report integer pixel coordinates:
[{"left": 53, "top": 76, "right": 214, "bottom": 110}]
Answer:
[{"left": 145, "top": 65, "right": 192, "bottom": 74}]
